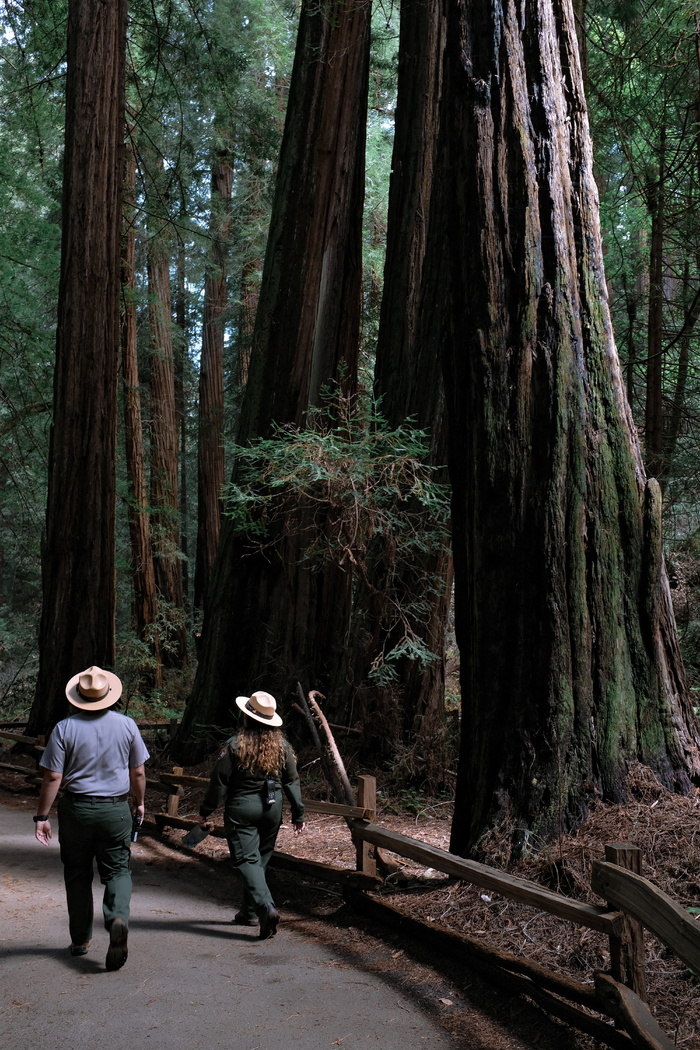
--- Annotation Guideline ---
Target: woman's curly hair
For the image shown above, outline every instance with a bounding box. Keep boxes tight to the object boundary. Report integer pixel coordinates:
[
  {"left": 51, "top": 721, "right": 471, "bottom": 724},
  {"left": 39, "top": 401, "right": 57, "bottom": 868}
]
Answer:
[{"left": 236, "top": 722, "right": 287, "bottom": 776}]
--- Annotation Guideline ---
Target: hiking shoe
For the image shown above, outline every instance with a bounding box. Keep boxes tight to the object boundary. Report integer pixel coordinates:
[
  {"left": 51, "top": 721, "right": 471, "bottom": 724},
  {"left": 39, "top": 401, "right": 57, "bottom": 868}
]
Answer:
[
  {"left": 70, "top": 942, "right": 90, "bottom": 956},
  {"left": 106, "top": 918, "right": 128, "bottom": 971},
  {"left": 233, "top": 911, "right": 259, "bottom": 927},
  {"left": 256, "top": 903, "right": 279, "bottom": 940}
]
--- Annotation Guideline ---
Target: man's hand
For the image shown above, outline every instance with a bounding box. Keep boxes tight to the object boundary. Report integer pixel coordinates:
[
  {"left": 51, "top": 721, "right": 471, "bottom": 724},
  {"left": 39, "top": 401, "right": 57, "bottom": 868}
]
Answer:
[
  {"left": 293, "top": 822, "right": 304, "bottom": 836},
  {"left": 35, "top": 818, "right": 52, "bottom": 845},
  {"left": 34, "top": 769, "right": 62, "bottom": 844}
]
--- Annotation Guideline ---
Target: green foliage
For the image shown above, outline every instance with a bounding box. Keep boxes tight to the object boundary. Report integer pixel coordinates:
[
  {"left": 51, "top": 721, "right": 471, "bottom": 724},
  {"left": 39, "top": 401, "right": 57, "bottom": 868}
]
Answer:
[
  {"left": 0, "top": 5, "right": 64, "bottom": 624},
  {"left": 223, "top": 393, "right": 449, "bottom": 553},
  {"left": 0, "top": 619, "right": 39, "bottom": 720},
  {"left": 222, "top": 390, "right": 451, "bottom": 681}
]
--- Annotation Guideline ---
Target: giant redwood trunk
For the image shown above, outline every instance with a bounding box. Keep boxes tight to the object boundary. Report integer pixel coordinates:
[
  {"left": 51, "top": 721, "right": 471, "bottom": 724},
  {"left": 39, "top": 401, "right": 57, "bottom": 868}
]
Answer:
[
  {"left": 367, "top": 0, "right": 452, "bottom": 757},
  {"left": 424, "top": 0, "right": 700, "bottom": 856},
  {"left": 194, "top": 150, "right": 232, "bottom": 611},
  {"left": 29, "top": 0, "right": 127, "bottom": 733},
  {"left": 174, "top": 0, "right": 371, "bottom": 759}
]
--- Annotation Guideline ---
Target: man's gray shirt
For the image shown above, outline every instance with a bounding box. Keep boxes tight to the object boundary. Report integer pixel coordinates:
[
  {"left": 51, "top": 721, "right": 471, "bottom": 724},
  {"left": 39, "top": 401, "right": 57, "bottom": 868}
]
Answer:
[{"left": 40, "top": 710, "right": 150, "bottom": 796}]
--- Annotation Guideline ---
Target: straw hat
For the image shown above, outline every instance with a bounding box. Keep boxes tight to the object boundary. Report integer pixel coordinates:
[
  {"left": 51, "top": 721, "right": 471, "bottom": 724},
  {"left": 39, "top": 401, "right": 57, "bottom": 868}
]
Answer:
[
  {"left": 235, "top": 690, "right": 283, "bottom": 727},
  {"left": 65, "top": 666, "right": 122, "bottom": 711}
]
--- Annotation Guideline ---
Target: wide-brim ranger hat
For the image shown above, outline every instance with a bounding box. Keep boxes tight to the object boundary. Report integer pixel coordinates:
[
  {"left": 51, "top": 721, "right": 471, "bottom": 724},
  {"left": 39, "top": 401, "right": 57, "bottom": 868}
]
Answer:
[
  {"left": 235, "top": 690, "right": 283, "bottom": 727},
  {"left": 65, "top": 666, "right": 122, "bottom": 711}
]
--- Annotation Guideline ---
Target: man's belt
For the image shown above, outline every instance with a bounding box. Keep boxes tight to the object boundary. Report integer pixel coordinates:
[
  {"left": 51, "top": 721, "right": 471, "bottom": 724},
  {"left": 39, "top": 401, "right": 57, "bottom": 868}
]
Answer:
[{"left": 64, "top": 792, "right": 129, "bottom": 802}]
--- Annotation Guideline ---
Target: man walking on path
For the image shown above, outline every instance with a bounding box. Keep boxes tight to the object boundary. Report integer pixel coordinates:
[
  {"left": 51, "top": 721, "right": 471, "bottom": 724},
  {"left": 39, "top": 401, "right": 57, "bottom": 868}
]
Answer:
[{"left": 33, "top": 666, "right": 149, "bottom": 971}]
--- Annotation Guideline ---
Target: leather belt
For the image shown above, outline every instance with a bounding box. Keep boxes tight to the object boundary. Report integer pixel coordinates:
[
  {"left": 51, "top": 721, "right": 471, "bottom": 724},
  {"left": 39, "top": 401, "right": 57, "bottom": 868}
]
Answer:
[{"left": 65, "top": 792, "right": 129, "bottom": 802}]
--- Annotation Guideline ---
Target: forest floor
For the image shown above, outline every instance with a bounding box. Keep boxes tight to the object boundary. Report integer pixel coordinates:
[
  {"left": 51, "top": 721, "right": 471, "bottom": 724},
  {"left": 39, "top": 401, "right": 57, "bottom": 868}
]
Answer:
[{"left": 1, "top": 737, "right": 698, "bottom": 1050}]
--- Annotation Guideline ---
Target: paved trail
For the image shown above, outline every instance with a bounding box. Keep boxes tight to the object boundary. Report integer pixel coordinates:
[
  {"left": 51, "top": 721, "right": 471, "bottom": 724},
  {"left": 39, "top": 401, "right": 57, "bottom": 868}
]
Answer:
[{"left": 0, "top": 802, "right": 459, "bottom": 1050}]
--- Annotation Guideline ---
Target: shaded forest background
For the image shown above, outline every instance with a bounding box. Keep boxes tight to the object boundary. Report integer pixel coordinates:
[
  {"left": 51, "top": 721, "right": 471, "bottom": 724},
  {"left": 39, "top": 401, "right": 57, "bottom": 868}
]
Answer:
[{"left": 1, "top": 0, "right": 700, "bottom": 825}]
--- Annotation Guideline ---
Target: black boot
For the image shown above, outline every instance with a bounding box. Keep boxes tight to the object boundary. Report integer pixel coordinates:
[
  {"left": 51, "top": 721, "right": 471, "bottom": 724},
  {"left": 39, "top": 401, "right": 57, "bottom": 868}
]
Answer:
[{"left": 256, "top": 902, "right": 279, "bottom": 940}]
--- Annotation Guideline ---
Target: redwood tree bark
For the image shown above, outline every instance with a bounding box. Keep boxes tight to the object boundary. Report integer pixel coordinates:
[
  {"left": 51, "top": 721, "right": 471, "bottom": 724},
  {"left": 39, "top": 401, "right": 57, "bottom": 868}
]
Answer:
[
  {"left": 366, "top": 0, "right": 452, "bottom": 759},
  {"left": 29, "top": 0, "right": 127, "bottom": 733},
  {"left": 148, "top": 239, "right": 188, "bottom": 668},
  {"left": 644, "top": 129, "right": 666, "bottom": 481},
  {"left": 423, "top": 0, "right": 700, "bottom": 856},
  {"left": 121, "top": 143, "right": 162, "bottom": 687},
  {"left": 174, "top": 0, "right": 371, "bottom": 759},
  {"left": 194, "top": 150, "right": 232, "bottom": 610}
]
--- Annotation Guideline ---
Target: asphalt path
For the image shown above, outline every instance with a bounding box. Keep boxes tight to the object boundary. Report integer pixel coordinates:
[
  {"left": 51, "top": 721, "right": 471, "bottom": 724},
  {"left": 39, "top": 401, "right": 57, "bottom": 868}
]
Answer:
[{"left": 0, "top": 801, "right": 460, "bottom": 1050}]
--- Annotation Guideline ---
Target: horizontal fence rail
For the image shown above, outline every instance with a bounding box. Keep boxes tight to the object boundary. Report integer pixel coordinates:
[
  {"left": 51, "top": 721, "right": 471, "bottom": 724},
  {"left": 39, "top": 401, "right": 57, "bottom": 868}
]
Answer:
[
  {"left": 353, "top": 822, "right": 622, "bottom": 935},
  {"left": 593, "top": 859, "right": 700, "bottom": 977}
]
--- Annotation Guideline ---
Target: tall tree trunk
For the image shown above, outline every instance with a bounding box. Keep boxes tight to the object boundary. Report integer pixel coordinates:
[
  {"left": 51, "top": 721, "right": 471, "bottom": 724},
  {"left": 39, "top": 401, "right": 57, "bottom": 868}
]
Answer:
[
  {"left": 148, "top": 239, "right": 188, "bottom": 668},
  {"left": 174, "top": 0, "right": 371, "bottom": 760},
  {"left": 421, "top": 0, "right": 700, "bottom": 857},
  {"left": 237, "top": 0, "right": 369, "bottom": 439},
  {"left": 237, "top": 256, "right": 259, "bottom": 390},
  {"left": 666, "top": 258, "right": 698, "bottom": 464},
  {"left": 29, "top": 0, "right": 127, "bottom": 734},
  {"left": 645, "top": 129, "right": 666, "bottom": 481},
  {"left": 195, "top": 150, "right": 232, "bottom": 610},
  {"left": 173, "top": 244, "right": 190, "bottom": 610},
  {"left": 364, "top": 0, "right": 452, "bottom": 764},
  {"left": 621, "top": 272, "right": 638, "bottom": 411},
  {"left": 121, "top": 141, "right": 162, "bottom": 688}
]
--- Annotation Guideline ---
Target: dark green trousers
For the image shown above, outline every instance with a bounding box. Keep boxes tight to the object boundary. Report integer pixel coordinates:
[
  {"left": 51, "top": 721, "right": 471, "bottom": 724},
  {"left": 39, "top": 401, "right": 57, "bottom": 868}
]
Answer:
[
  {"left": 224, "top": 790, "right": 283, "bottom": 916},
  {"left": 57, "top": 795, "right": 132, "bottom": 944}
]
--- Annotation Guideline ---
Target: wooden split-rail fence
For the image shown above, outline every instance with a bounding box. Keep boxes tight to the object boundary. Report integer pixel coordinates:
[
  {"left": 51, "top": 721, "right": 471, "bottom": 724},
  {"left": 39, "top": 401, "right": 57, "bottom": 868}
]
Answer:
[{"left": 2, "top": 724, "right": 698, "bottom": 1050}]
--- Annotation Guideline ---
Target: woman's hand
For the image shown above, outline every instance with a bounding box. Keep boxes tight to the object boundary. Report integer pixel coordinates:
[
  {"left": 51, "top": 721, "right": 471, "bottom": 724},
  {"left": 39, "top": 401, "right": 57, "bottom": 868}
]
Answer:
[{"left": 35, "top": 818, "right": 52, "bottom": 845}]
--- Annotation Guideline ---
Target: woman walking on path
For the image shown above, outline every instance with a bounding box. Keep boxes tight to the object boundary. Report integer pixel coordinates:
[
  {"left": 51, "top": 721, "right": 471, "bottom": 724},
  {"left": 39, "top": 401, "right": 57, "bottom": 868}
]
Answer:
[{"left": 199, "top": 690, "right": 304, "bottom": 939}]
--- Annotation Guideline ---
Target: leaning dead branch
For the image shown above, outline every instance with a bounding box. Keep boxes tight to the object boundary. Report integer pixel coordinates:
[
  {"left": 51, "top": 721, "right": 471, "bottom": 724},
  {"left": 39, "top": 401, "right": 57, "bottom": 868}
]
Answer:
[{"left": 295, "top": 683, "right": 400, "bottom": 876}]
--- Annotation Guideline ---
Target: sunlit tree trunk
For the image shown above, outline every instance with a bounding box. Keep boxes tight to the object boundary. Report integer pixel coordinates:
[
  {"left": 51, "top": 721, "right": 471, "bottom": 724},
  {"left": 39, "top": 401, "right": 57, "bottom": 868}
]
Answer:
[
  {"left": 421, "top": 0, "right": 700, "bottom": 857},
  {"left": 29, "top": 0, "right": 127, "bottom": 733}
]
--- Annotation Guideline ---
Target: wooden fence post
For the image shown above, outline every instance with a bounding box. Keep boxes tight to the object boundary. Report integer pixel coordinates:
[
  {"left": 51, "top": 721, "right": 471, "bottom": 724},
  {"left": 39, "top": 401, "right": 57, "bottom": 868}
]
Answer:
[
  {"left": 355, "top": 775, "right": 377, "bottom": 877},
  {"left": 167, "top": 765, "right": 184, "bottom": 818},
  {"left": 604, "top": 843, "right": 647, "bottom": 1001}
]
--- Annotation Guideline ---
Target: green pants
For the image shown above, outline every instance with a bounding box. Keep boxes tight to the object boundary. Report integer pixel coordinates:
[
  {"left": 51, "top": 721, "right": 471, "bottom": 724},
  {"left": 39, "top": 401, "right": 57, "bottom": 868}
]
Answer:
[
  {"left": 224, "top": 790, "right": 283, "bottom": 916},
  {"left": 57, "top": 794, "right": 132, "bottom": 944}
]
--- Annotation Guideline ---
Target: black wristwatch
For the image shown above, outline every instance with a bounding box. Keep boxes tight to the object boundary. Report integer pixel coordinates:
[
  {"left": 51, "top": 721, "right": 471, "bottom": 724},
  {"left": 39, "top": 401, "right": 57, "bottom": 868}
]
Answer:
[{"left": 33, "top": 815, "right": 49, "bottom": 822}]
